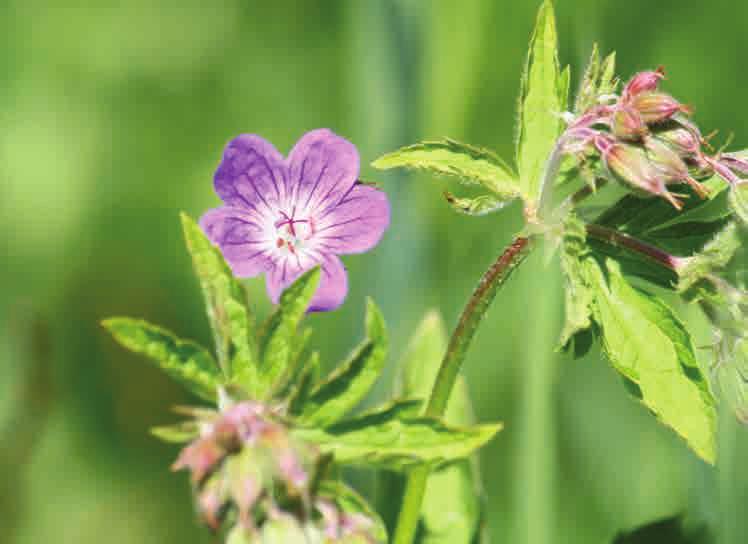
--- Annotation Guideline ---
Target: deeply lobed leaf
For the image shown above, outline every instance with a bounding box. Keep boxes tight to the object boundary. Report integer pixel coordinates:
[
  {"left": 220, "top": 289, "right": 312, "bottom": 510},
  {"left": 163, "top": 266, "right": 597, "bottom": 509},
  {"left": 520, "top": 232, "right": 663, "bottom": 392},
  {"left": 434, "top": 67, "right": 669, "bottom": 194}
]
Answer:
[
  {"left": 296, "top": 400, "right": 501, "bottom": 472},
  {"left": 102, "top": 317, "right": 220, "bottom": 401},
  {"left": 256, "top": 268, "right": 320, "bottom": 398},
  {"left": 298, "top": 299, "right": 388, "bottom": 426},
  {"left": 180, "top": 213, "right": 256, "bottom": 383}
]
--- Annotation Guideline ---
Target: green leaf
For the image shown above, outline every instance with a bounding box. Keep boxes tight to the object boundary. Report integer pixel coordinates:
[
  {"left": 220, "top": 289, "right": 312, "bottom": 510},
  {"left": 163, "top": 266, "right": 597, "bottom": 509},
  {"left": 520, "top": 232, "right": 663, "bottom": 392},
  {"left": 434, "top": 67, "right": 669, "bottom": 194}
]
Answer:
[
  {"left": 102, "top": 318, "right": 220, "bottom": 401},
  {"left": 298, "top": 299, "right": 388, "bottom": 426},
  {"left": 287, "top": 351, "right": 321, "bottom": 416},
  {"left": 558, "top": 214, "right": 596, "bottom": 350},
  {"left": 678, "top": 222, "right": 743, "bottom": 297},
  {"left": 295, "top": 401, "right": 502, "bottom": 472},
  {"left": 256, "top": 268, "right": 320, "bottom": 398},
  {"left": 371, "top": 138, "right": 519, "bottom": 201},
  {"left": 594, "top": 176, "right": 730, "bottom": 256},
  {"left": 612, "top": 515, "right": 714, "bottom": 544},
  {"left": 574, "top": 45, "right": 618, "bottom": 114},
  {"left": 180, "top": 213, "right": 257, "bottom": 383},
  {"left": 397, "top": 311, "right": 485, "bottom": 544},
  {"left": 729, "top": 181, "right": 748, "bottom": 224},
  {"left": 589, "top": 259, "right": 717, "bottom": 463},
  {"left": 516, "top": 0, "right": 564, "bottom": 208},
  {"left": 444, "top": 191, "right": 511, "bottom": 216},
  {"left": 319, "top": 480, "right": 388, "bottom": 543}
]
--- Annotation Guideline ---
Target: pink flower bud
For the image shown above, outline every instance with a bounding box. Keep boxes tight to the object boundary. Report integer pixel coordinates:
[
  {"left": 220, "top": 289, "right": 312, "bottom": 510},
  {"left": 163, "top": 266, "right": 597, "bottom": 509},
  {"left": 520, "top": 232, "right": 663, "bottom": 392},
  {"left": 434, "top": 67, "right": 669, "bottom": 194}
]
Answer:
[
  {"left": 594, "top": 134, "right": 683, "bottom": 209},
  {"left": 653, "top": 126, "right": 702, "bottom": 156},
  {"left": 644, "top": 136, "right": 709, "bottom": 198},
  {"left": 611, "top": 105, "right": 648, "bottom": 141},
  {"left": 631, "top": 92, "right": 692, "bottom": 124},
  {"left": 623, "top": 67, "right": 665, "bottom": 99}
]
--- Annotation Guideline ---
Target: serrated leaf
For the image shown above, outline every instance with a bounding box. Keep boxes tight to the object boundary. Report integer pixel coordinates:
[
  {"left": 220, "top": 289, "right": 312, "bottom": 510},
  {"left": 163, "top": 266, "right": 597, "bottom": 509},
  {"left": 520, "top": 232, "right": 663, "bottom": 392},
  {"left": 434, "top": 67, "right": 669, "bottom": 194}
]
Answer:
[
  {"left": 102, "top": 318, "right": 220, "bottom": 401},
  {"left": 295, "top": 401, "right": 502, "bottom": 472},
  {"left": 287, "top": 351, "right": 320, "bottom": 416},
  {"left": 298, "top": 299, "right": 388, "bottom": 426},
  {"left": 574, "top": 44, "right": 601, "bottom": 113},
  {"left": 516, "top": 0, "right": 564, "bottom": 208},
  {"left": 598, "top": 51, "right": 618, "bottom": 97},
  {"left": 589, "top": 259, "right": 717, "bottom": 463},
  {"left": 397, "top": 311, "right": 484, "bottom": 544},
  {"left": 371, "top": 139, "right": 519, "bottom": 201},
  {"left": 319, "top": 481, "right": 388, "bottom": 543},
  {"left": 256, "top": 268, "right": 320, "bottom": 398},
  {"left": 558, "top": 215, "right": 596, "bottom": 350},
  {"left": 180, "top": 213, "right": 256, "bottom": 383}
]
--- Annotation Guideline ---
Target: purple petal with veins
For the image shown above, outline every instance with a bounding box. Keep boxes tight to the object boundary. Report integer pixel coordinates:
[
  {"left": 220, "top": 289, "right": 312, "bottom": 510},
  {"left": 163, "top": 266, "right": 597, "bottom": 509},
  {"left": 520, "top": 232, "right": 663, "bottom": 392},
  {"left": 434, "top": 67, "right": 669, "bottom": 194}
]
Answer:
[{"left": 200, "top": 129, "right": 389, "bottom": 312}]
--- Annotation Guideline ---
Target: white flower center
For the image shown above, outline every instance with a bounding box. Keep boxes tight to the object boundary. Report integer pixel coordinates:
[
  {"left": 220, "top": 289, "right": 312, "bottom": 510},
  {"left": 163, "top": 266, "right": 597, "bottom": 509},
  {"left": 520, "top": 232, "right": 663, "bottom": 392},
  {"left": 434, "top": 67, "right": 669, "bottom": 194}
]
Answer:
[{"left": 274, "top": 208, "right": 315, "bottom": 255}]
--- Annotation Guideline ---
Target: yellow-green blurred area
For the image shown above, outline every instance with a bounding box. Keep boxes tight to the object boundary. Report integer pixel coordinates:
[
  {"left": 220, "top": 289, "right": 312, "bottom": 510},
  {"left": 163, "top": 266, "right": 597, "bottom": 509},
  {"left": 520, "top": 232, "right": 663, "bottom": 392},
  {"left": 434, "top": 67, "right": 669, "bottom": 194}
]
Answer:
[{"left": 2, "top": 1, "right": 748, "bottom": 543}]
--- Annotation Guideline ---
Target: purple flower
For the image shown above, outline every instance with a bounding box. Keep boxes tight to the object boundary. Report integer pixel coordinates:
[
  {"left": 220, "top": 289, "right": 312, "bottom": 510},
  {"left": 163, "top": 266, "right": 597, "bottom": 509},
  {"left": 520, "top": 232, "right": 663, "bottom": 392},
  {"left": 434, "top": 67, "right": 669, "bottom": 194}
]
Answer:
[{"left": 200, "top": 129, "right": 390, "bottom": 312}]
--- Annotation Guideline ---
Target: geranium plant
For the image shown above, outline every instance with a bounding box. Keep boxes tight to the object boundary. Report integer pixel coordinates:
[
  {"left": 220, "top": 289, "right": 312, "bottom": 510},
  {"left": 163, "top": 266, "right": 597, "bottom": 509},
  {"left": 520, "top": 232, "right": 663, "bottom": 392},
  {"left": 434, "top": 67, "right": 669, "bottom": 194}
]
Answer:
[{"left": 103, "top": 2, "right": 748, "bottom": 542}]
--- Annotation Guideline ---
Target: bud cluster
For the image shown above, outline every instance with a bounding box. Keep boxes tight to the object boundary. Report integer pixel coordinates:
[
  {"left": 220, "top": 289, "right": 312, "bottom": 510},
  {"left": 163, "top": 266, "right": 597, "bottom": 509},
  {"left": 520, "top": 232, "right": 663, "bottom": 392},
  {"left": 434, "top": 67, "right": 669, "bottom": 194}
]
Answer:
[
  {"left": 561, "top": 66, "right": 748, "bottom": 211},
  {"left": 171, "top": 401, "right": 380, "bottom": 543}
]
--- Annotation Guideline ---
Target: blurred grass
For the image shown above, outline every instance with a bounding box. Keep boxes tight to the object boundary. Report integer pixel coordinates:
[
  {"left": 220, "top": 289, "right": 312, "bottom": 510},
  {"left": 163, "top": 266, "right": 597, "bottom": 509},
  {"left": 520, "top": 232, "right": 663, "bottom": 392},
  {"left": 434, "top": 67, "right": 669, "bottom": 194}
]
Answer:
[{"left": 1, "top": 1, "right": 747, "bottom": 543}]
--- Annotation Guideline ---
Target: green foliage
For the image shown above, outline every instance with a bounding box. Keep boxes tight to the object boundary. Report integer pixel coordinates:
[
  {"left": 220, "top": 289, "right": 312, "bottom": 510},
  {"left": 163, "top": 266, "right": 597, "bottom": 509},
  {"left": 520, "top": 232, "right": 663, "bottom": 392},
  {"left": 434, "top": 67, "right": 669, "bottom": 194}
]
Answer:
[
  {"left": 180, "top": 213, "right": 257, "bottom": 381},
  {"left": 372, "top": 138, "right": 519, "bottom": 202},
  {"left": 594, "top": 176, "right": 731, "bottom": 257},
  {"left": 298, "top": 299, "right": 388, "bottom": 426},
  {"left": 516, "top": 0, "right": 566, "bottom": 210},
  {"left": 588, "top": 259, "right": 717, "bottom": 463},
  {"left": 295, "top": 400, "right": 501, "bottom": 472},
  {"left": 558, "top": 215, "right": 595, "bottom": 350},
  {"left": 397, "top": 312, "right": 485, "bottom": 544},
  {"left": 256, "top": 268, "right": 320, "bottom": 398},
  {"left": 612, "top": 515, "right": 714, "bottom": 544},
  {"left": 102, "top": 318, "right": 220, "bottom": 401},
  {"left": 678, "top": 222, "right": 743, "bottom": 297},
  {"left": 320, "top": 480, "right": 389, "bottom": 543},
  {"left": 575, "top": 44, "right": 617, "bottom": 114},
  {"left": 444, "top": 191, "right": 511, "bottom": 216}
]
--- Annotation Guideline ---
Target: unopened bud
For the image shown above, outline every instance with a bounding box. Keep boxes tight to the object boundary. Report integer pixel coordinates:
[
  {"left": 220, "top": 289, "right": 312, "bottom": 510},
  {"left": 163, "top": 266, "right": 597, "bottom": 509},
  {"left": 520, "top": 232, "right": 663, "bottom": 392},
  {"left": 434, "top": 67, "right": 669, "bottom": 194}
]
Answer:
[
  {"left": 631, "top": 92, "right": 692, "bottom": 124},
  {"left": 644, "top": 136, "right": 709, "bottom": 198},
  {"left": 595, "top": 135, "right": 683, "bottom": 209},
  {"left": 653, "top": 125, "right": 702, "bottom": 158},
  {"left": 611, "top": 105, "right": 648, "bottom": 141},
  {"left": 623, "top": 67, "right": 665, "bottom": 99}
]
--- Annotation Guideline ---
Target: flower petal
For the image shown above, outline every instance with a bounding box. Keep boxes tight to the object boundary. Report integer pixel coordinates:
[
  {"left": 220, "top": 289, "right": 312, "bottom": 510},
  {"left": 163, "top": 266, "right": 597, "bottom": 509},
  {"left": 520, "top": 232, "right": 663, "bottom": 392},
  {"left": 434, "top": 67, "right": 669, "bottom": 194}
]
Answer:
[
  {"left": 200, "top": 207, "right": 274, "bottom": 278},
  {"left": 313, "top": 183, "right": 390, "bottom": 255},
  {"left": 214, "top": 135, "right": 288, "bottom": 215},
  {"left": 265, "top": 254, "right": 348, "bottom": 313},
  {"left": 287, "top": 129, "right": 359, "bottom": 215}
]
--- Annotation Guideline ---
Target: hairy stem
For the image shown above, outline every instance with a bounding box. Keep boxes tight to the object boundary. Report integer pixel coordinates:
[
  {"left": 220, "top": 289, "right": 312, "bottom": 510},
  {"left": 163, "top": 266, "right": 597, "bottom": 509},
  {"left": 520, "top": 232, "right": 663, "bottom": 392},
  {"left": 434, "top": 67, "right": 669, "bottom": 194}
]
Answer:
[
  {"left": 393, "top": 236, "right": 533, "bottom": 544},
  {"left": 585, "top": 223, "right": 685, "bottom": 272}
]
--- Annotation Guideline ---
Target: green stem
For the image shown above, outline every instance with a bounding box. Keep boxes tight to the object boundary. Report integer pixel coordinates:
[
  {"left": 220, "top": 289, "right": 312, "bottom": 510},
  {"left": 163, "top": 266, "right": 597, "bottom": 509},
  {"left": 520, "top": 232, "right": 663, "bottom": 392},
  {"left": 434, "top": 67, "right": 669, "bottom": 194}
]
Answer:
[{"left": 392, "top": 235, "right": 533, "bottom": 544}]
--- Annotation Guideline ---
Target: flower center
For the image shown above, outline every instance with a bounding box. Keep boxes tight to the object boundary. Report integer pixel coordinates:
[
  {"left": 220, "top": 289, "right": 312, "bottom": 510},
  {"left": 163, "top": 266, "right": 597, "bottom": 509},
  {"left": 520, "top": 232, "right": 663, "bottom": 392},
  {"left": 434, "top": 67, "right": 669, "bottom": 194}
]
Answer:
[{"left": 274, "top": 208, "right": 314, "bottom": 255}]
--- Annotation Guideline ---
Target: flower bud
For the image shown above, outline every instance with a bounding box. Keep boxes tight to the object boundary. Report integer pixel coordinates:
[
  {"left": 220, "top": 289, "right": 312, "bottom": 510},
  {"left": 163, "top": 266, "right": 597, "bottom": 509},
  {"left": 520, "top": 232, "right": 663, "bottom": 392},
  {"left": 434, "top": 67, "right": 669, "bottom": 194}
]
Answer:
[
  {"left": 611, "top": 105, "right": 648, "bottom": 141},
  {"left": 644, "top": 136, "right": 709, "bottom": 198},
  {"left": 623, "top": 67, "right": 665, "bottom": 100},
  {"left": 630, "top": 92, "right": 692, "bottom": 124},
  {"left": 594, "top": 134, "right": 683, "bottom": 209},
  {"left": 653, "top": 125, "right": 702, "bottom": 157}
]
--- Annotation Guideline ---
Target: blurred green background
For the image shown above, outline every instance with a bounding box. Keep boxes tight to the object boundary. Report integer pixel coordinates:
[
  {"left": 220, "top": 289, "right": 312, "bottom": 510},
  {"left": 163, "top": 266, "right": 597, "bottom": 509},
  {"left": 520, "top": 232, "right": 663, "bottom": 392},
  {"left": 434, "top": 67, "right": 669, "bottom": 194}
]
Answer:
[{"left": 2, "top": 1, "right": 748, "bottom": 542}]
